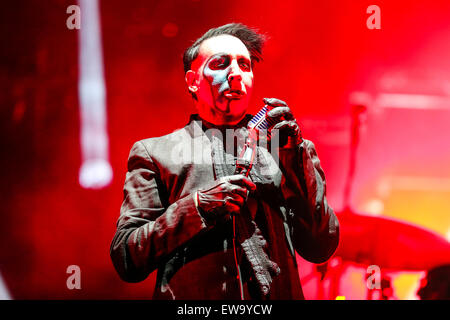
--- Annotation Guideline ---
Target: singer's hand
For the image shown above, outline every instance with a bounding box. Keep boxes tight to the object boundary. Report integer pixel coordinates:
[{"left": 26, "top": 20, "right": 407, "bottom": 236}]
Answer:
[
  {"left": 264, "top": 98, "right": 303, "bottom": 148},
  {"left": 196, "top": 175, "right": 256, "bottom": 223}
]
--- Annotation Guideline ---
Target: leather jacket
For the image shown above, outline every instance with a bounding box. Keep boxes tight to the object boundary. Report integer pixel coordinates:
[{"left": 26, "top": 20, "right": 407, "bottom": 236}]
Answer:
[{"left": 110, "top": 114, "right": 339, "bottom": 299}]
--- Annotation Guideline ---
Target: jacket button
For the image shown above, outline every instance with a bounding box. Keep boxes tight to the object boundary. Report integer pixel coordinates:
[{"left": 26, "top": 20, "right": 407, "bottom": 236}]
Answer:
[{"left": 262, "top": 285, "right": 269, "bottom": 295}]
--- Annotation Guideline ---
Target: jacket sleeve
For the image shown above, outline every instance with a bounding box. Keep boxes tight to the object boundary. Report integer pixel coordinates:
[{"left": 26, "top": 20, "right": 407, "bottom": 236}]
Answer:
[
  {"left": 110, "top": 141, "right": 210, "bottom": 282},
  {"left": 278, "top": 139, "right": 339, "bottom": 263}
]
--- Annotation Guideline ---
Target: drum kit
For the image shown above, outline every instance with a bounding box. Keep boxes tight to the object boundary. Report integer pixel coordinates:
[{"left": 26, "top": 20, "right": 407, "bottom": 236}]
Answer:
[
  {"left": 310, "top": 104, "right": 450, "bottom": 300},
  {"left": 322, "top": 208, "right": 450, "bottom": 300}
]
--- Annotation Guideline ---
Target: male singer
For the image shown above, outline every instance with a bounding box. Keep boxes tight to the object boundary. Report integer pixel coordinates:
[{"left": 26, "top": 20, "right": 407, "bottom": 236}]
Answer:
[{"left": 110, "top": 23, "right": 339, "bottom": 299}]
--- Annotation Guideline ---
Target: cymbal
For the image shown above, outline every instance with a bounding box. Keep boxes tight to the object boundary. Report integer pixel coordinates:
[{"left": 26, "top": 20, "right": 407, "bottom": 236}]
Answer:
[{"left": 334, "top": 209, "right": 450, "bottom": 271}]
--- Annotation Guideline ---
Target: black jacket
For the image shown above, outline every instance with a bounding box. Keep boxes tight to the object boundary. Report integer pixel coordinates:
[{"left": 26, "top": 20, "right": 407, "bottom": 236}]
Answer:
[{"left": 110, "top": 115, "right": 339, "bottom": 299}]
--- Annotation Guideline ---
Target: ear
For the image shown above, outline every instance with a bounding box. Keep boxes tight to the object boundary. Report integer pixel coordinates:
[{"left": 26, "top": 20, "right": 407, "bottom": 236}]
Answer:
[{"left": 185, "top": 70, "right": 199, "bottom": 94}]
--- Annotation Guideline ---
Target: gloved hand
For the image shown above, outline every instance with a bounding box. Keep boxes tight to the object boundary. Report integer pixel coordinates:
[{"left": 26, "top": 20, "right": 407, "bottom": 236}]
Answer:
[
  {"left": 196, "top": 175, "right": 257, "bottom": 223},
  {"left": 264, "top": 98, "right": 303, "bottom": 148}
]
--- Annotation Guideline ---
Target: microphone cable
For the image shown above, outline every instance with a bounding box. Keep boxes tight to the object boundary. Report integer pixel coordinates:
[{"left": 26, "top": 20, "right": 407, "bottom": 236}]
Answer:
[{"left": 232, "top": 214, "right": 245, "bottom": 300}]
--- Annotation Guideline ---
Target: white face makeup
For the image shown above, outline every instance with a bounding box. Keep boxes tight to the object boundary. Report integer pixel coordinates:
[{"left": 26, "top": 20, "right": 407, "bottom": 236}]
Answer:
[{"left": 187, "top": 35, "right": 254, "bottom": 125}]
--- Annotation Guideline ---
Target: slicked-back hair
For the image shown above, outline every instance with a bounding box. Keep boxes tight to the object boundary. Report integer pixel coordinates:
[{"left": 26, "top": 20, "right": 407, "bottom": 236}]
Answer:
[{"left": 183, "top": 23, "right": 266, "bottom": 75}]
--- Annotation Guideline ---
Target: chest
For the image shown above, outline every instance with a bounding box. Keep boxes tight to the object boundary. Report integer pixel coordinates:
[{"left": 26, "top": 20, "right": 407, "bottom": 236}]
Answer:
[{"left": 155, "top": 132, "right": 283, "bottom": 204}]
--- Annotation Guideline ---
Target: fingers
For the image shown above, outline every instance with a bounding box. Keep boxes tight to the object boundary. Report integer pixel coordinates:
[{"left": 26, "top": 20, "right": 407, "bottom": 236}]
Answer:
[
  {"left": 224, "top": 200, "right": 241, "bottom": 213},
  {"left": 263, "top": 97, "right": 287, "bottom": 107},
  {"left": 272, "top": 120, "right": 299, "bottom": 133},
  {"left": 228, "top": 185, "right": 248, "bottom": 198},
  {"left": 220, "top": 194, "right": 244, "bottom": 213},
  {"left": 264, "top": 98, "right": 295, "bottom": 121},
  {"left": 223, "top": 175, "right": 257, "bottom": 191},
  {"left": 226, "top": 193, "right": 245, "bottom": 206},
  {"left": 267, "top": 106, "right": 294, "bottom": 120},
  {"left": 198, "top": 176, "right": 257, "bottom": 216},
  {"left": 222, "top": 176, "right": 255, "bottom": 213}
]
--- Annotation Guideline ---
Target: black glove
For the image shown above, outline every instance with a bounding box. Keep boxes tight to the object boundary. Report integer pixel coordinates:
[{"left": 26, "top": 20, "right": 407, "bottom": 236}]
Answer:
[
  {"left": 264, "top": 97, "right": 303, "bottom": 148},
  {"left": 196, "top": 175, "right": 256, "bottom": 223}
]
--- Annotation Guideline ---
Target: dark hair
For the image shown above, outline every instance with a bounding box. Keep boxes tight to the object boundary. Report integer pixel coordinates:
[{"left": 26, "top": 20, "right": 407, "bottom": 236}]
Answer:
[{"left": 183, "top": 23, "right": 266, "bottom": 74}]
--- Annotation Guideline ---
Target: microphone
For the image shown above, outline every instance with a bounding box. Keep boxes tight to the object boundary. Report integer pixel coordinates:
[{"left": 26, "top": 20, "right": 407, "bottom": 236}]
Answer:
[
  {"left": 235, "top": 105, "right": 276, "bottom": 176},
  {"left": 232, "top": 105, "right": 277, "bottom": 300},
  {"left": 247, "top": 105, "right": 278, "bottom": 139}
]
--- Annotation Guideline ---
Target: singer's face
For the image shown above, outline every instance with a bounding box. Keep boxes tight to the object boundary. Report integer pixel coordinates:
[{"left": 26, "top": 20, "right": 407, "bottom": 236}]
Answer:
[{"left": 189, "top": 35, "right": 254, "bottom": 125}]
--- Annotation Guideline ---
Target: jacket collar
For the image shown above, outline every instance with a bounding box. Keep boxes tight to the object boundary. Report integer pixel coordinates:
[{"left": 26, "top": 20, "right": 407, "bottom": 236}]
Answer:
[{"left": 185, "top": 114, "right": 253, "bottom": 138}]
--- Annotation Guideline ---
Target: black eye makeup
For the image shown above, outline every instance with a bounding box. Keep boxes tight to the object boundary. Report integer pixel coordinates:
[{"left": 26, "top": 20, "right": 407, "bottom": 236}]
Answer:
[
  {"left": 238, "top": 58, "right": 251, "bottom": 71},
  {"left": 207, "top": 54, "right": 252, "bottom": 72},
  {"left": 208, "top": 55, "right": 230, "bottom": 69}
]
